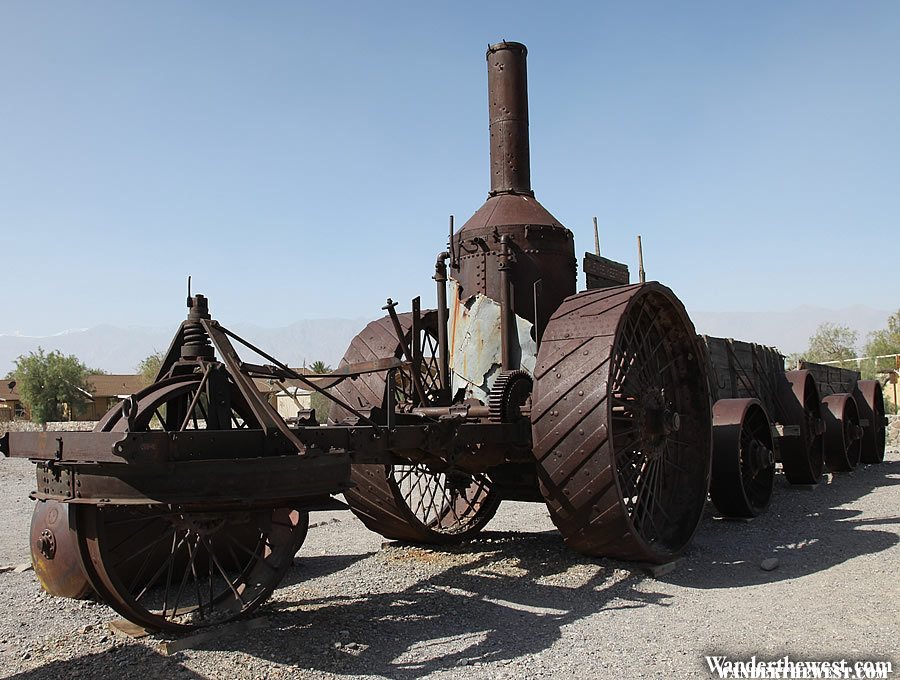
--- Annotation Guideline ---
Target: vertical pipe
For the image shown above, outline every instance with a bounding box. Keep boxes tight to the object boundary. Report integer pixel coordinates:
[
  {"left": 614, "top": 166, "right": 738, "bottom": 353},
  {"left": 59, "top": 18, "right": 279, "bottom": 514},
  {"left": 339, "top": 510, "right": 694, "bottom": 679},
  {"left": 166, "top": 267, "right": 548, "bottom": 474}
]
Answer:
[
  {"left": 434, "top": 252, "right": 451, "bottom": 403},
  {"left": 487, "top": 42, "right": 532, "bottom": 196},
  {"left": 638, "top": 235, "right": 646, "bottom": 284},
  {"left": 593, "top": 217, "right": 600, "bottom": 256},
  {"left": 498, "top": 235, "right": 515, "bottom": 370}
]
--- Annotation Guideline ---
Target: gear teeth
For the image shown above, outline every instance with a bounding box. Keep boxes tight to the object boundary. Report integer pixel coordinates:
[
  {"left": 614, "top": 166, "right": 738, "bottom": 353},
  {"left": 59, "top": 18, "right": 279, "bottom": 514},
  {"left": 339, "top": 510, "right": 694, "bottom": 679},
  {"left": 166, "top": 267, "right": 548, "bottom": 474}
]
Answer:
[{"left": 488, "top": 370, "right": 533, "bottom": 422}]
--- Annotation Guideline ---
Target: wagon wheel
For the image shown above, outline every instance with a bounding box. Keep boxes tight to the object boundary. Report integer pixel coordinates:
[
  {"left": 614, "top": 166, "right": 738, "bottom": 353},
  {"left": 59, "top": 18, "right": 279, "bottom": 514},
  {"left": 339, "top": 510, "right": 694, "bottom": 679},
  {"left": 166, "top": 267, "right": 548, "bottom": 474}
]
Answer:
[
  {"left": 709, "top": 398, "right": 775, "bottom": 518},
  {"left": 856, "top": 380, "right": 886, "bottom": 464},
  {"left": 822, "top": 393, "right": 863, "bottom": 472},
  {"left": 28, "top": 375, "right": 210, "bottom": 600},
  {"left": 779, "top": 370, "right": 825, "bottom": 484},
  {"left": 532, "top": 283, "right": 712, "bottom": 563},
  {"left": 331, "top": 311, "right": 500, "bottom": 544},
  {"left": 73, "top": 369, "right": 309, "bottom": 633}
]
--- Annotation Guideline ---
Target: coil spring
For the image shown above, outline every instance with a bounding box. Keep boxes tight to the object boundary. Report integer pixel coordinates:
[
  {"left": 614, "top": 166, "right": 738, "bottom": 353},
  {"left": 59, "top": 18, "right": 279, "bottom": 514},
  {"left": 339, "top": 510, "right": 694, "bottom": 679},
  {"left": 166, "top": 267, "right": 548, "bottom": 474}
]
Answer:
[{"left": 181, "top": 321, "right": 213, "bottom": 358}]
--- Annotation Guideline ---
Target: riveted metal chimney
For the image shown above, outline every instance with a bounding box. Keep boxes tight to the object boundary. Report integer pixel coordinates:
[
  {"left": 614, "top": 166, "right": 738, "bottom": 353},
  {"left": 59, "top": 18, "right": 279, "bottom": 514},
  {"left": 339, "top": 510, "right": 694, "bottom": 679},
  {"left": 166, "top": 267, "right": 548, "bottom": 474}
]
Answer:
[
  {"left": 451, "top": 41, "right": 576, "bottom": 338},
  {"left": 488, "top": 42, "right": 532, "bottom": 196}
]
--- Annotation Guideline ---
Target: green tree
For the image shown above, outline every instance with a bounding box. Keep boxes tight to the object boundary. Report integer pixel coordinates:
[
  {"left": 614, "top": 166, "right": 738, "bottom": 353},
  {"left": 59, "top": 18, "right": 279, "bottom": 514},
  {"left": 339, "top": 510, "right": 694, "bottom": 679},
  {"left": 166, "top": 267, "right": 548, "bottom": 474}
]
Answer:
[
  {"left": 136, "top": 351, "right": 166, "bottom": 386},
  {"left": 309, "top": 360, "right": 330, "bottom": 374},
  {"left": 861, "top": 309, "right": 900, "bottom": 380},
  {"left": 12, "top": 347, "right": 93, "bottom": 424},
  {"left": 308, "top": 361, "right": 333, "bottom": 423},
  {"left": 804, "top": 323, "right": 858, "bottom": 364}
]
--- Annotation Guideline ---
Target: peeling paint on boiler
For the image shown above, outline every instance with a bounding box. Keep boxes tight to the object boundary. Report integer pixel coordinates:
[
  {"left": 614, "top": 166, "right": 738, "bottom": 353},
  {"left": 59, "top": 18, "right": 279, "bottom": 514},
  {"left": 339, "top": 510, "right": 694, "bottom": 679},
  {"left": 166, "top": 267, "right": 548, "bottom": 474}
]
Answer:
[{"left": 448, "top": 280, "right": 536, "bottom": 403}]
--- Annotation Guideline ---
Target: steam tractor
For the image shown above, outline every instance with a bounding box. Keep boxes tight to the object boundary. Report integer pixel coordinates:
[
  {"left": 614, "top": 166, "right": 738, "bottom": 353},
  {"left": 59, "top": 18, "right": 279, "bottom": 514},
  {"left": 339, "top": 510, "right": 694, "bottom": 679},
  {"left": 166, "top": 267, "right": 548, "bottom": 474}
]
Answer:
[{"left": 2, "top": 42, "right": 887, "bottom": 633}]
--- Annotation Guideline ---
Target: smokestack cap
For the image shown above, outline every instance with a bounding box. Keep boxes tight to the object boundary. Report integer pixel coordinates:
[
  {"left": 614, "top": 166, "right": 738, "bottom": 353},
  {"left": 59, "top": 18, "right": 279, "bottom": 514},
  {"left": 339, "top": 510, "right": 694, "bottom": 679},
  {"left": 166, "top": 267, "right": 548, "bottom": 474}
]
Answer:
[{"left": 487, "top": 41, "right": 528, "bottom": 56}]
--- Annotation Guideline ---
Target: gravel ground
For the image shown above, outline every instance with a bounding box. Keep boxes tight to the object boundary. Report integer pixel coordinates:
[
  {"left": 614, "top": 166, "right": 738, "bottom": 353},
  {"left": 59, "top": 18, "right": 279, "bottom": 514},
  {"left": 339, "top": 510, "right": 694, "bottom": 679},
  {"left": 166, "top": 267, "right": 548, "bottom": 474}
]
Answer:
[{"left": 0, "top": 449, "right": 897, "bottom": 679}]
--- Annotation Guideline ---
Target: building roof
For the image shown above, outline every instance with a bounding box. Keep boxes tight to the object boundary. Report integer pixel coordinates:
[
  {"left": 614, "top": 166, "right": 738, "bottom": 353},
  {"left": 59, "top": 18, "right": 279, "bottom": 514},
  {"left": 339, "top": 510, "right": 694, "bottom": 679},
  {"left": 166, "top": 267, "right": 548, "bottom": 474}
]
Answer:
[
  {"left": 0, "top": 375, "right": 146, "bottom": 401},
  {"left": 0, "top": 380, "right": 20, "bottom": 402},
  {"left": 253, "top": 372, "right": 315, "bottom": 395},
  {"left": 86, "top": 374, "right": 146, "bottom": 398}
]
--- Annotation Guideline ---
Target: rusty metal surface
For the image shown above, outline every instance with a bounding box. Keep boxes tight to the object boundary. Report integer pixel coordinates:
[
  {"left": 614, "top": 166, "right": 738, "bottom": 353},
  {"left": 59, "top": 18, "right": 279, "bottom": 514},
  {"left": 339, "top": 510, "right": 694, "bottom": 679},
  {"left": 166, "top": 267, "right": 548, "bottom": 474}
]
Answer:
[
  {"left": 779, "top": 370, "right": 826, "bottom": 484},
  {"left": 709, "top": 398, "right": 775, "bottom": 518},
  {"left": 452, "top": 199, "right": 576, "bottom": 338},
  {"left": 450, "top": 41, "right": 576, "bottom": 339},
  {"left": 448, "top": 282, "right": 536, "bottom": 403},
  {"left": 856, "top": 380, "right": 886, "bottom": 463},
  {"left": 75, "top": 504, "right": 309, "bottom": 634},
  {"left": 332, "top": 313, "right": 503, "bottom": 543},
  {"left": 31, "top": 455, "right": 350, "bottom": 506},
  {"left": 700, "top": 335, "right": 789, "bottom": 425},
  {"left": 531, "top": 282, "right": 711, "bottom": 563},
  {"left": 30, "top": 500, "right": 91, "bottom": 599},
  {"left": 823, "top": 393, "right": 863, "bottom": 472},
  {"left": 799, "top": 360, "right": 861, "bottom": 397},
  {"left": 5, "top": 431, "right": 131, "bottom": 464},
  {"left": 487, "top": 41, "right": 531, "bottom": 197},
  {"left": 583, "top": 252, "right": 630, "bottom": 290}
]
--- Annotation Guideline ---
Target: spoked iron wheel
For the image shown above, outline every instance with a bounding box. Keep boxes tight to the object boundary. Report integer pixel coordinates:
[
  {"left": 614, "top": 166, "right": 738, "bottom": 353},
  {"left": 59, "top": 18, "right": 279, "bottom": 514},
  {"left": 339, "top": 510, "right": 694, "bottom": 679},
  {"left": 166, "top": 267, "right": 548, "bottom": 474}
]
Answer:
[
  {"left": 332, "top": 312, "right": 500, "bottom": 544},
  {"left": 856, "top": 380, "right": 886, "bottom": 464},
  {"left": 709, "top": 398, "right": 775, "bottom": 518},
  {"left": 532, "top": 283, "right": 712, "bottom": 563},
  {"left": 73, "top": 369, "right": 309, "bottom": 632},
  {"left": 823, "top": 393, "right": 863, "bottom": 472},
  {"left": 778, "top": 370, "right": 825, "bottom": 484}
]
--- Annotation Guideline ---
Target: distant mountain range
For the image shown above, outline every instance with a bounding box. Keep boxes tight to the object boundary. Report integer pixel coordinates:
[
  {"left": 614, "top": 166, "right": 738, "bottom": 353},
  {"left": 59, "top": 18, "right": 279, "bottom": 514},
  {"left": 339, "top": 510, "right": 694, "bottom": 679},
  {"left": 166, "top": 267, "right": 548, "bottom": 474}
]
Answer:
[
  {"left": 0, "top": 304, "right": 892, "bottom": 375},
  {"left": 0, "top": 319, "right": 368, "bottom": 375}
]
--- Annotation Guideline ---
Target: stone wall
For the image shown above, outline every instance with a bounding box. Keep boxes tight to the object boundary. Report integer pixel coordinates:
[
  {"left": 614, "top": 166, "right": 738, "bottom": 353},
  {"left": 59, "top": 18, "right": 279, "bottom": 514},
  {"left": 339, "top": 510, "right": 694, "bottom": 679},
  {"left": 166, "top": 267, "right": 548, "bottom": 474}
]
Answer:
[
  {"left": 0, "top": 421, "right": 97, "bottom": 434},
  {"left": 888, "top": 414, "right": 900, "bottom": 451}
]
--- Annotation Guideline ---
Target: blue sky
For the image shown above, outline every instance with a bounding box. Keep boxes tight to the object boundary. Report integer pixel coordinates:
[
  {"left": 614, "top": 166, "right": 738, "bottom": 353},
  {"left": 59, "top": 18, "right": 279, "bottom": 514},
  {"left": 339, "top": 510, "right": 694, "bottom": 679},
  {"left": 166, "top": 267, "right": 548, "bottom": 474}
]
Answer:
[{"left": 1, "top": 2, "right": 897, "bottom": 336}]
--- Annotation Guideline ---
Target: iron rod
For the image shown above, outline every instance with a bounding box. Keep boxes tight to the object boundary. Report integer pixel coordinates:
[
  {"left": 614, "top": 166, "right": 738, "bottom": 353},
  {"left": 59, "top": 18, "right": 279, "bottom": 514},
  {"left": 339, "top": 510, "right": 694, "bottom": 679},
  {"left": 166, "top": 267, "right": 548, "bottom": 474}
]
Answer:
[
  {"left": 383, "top": 299, "right": 429, "bottom": 406},
  {"left": 214, "top": 323, "right": 382, "bottom": 430}
]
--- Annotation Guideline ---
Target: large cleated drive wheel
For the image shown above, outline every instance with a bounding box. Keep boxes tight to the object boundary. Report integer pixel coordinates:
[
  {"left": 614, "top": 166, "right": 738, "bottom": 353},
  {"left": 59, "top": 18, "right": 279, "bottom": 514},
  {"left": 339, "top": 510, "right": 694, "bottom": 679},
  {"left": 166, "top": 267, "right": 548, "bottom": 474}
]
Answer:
[
  {"left": 709, "top": 398, "right": 775, "bottom": 518},
  {"left": 72, "top": 371, "right": 309, "bottom": 633},
  {"left": 856, "top": 380, "right": 886, "bottom": 464},
  {"left": 331, "top": 311, "right": 500, "bottom": 544},
  {"left": 822, "top": 393, "right": 863, "bottom": 473},
  {"left": 531, "top": 283, "right": 712, "bottom": 563},
  {"left": 778, "top": 370, "right": 826, "bottom": 484}
]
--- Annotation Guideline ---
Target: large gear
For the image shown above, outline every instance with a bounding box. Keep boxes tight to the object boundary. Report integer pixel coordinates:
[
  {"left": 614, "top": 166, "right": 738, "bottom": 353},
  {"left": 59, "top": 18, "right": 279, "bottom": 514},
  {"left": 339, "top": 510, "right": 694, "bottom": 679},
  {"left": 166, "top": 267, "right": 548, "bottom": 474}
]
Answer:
[{"left": 488, "top": 370, "right": 533, "bottom": 422}]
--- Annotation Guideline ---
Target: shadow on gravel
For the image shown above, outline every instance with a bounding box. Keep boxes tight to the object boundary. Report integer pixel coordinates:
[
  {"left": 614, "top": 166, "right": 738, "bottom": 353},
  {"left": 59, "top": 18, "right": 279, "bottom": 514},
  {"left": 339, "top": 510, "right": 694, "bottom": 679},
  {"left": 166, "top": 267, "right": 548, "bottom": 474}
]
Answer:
[
  {"left": 664, "top": 459, "right": 900, "bottom": 589},
  {"left": 199, "top": 531, "right": 666, "bottom": 678},
  {"left": 7, "top": 460, "right": 896, "bottom": 678},
  {"left": 191, "top": 460, "right": 900, "bottom": 676},
  {"left": 2, "top": 647, "right": 203, "bottom": 680},
  {"left": 279, "top": 552, "right": 371, "bottom": 589}
]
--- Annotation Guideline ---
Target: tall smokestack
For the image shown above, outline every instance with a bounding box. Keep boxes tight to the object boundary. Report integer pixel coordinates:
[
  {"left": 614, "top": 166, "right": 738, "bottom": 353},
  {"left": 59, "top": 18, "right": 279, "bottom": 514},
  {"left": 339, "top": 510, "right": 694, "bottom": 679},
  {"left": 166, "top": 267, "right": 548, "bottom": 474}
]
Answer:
[
  {"left": 487, "top": 42, "right": 532, "bottom": 196},
  {"left": 452, "top": 41, "right": 576, "bottom": 338}
]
